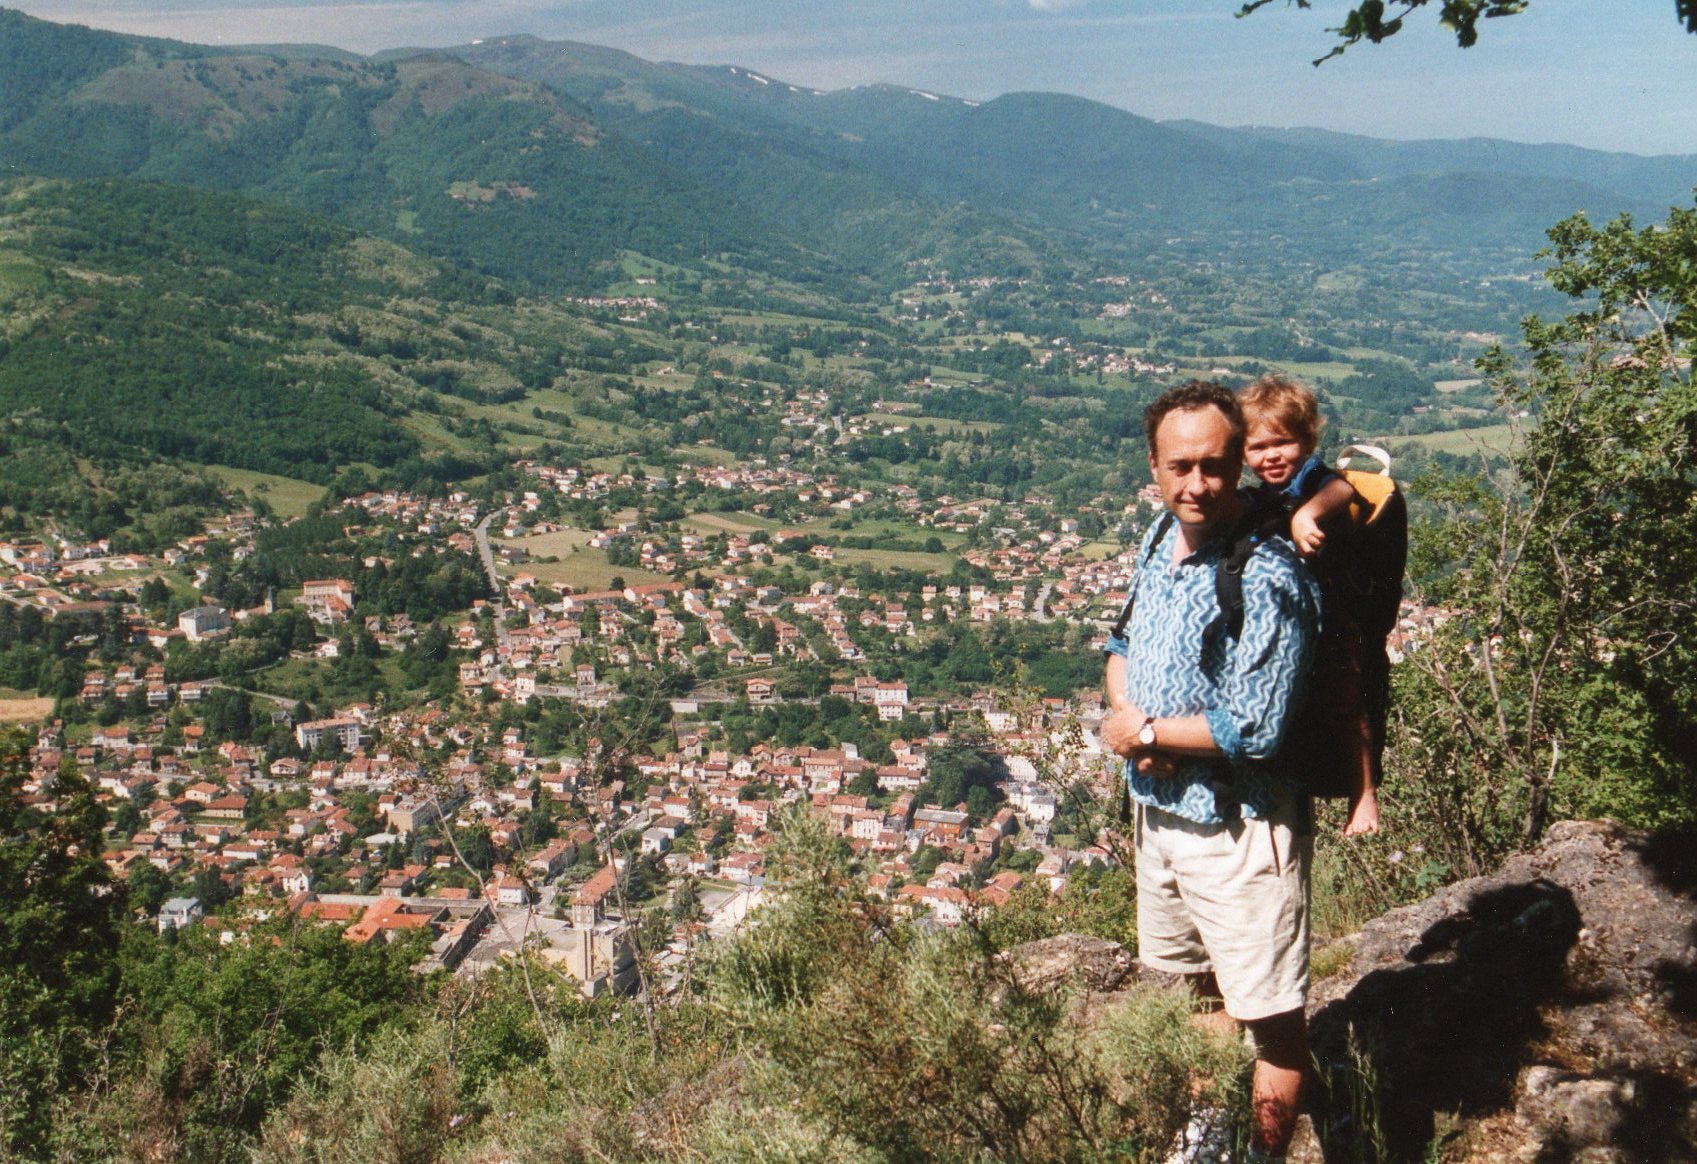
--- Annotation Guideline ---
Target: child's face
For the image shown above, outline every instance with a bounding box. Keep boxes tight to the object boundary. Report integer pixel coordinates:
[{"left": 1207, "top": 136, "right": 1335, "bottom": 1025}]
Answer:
[{"left": 1244, "top": 419, "right": 1307, "bottom": 487}]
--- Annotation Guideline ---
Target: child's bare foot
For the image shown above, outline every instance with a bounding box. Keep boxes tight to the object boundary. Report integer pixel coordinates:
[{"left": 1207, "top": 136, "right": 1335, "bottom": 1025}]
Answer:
[{"left": 1343, "top": 791, "right": 1380, "bottom": 837}]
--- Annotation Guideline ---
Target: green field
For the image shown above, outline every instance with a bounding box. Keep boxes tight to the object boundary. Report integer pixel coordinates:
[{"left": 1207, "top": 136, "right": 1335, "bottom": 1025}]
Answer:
[
  {"left": 629, "top": 369, "right": 696, "bottom": 391},
  {"left": 707, "top": 309, "right": 839, "bottom": 329},
  {"left": 853, "top": 413, "right": 1003, "bottom": 436},
  {"left": 831, "top": 547, "right": 956, "bottom": 572},
  {"left": 1282, "top": 361, "right": 1362, "bottom": 381},
  {"left": 0, "top": 257, "right": 49, "bottom": 299},
  {"left": 202, "top": 467, "right": 325, "bottom": 519},
  {"left": 682, "top": 511, "right": 784, "bottom": 536},
  {"left": 1386, "top": 424, "right": 1519, "bottom": 457},
  {"left": 1314, "top": 272, "right": 1365, "bottom": 293},
  {"left": 1077, "top": 540, "right": 1126, "bottom": 562},
  {"left": 567, "top": 413, "right": 647, "bottom": 446},
  {"left": 507, "top": 556, "right": 669, "bottom": 590},
  {"left": 615, "top": 250, "right": 690, "bottom": 279},
  {"left": 497, "top": 529, "right": 596, "bottom": 557},
  {"left": 396, "top": 411, "right": 467, "bottom": 453},
  {"left": 833, "top": 516, "right": 967, "bottom": 547},
  {"left": 493, "top": 530, "right": 669, "bottom": 590},
  {"left": 583, "top": 455, "right": 673, "bottom": 476},
  {"left": 909, "top": 363, "right": 989, "bottom": 386},
  {"left": 455, "top": 398, "right": 571, "bottom": 448},
  {"left": 148, "top": 569, "right": 203, "bottom": 605},
  {"left": 244, "top": 657, "right": 326, "bottom": 700},
  {"left": 672, "top": 443, "right": 740, "bottom": 466},
  {"left": 248, "top": 655, "right": 407, "bottom": 704},
  {"left": 705, "top": 511, "right": 969, "bottom": 556}
]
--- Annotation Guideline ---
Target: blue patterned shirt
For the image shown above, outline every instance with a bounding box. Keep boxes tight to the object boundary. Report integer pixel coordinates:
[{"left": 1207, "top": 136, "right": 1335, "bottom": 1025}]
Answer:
[{"left": 1104, "top": 510, "right": 1321, "bottom": 824}]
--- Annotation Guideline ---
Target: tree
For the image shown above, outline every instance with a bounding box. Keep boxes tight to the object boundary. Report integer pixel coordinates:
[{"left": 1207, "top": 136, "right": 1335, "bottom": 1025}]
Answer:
[
  {"left": 944, "top": 630, "right": 995, "bottom": 684},
  {"left": 110, "top": 796, "right": 143, "bottom": 838},
  {"left": 847, "top": 767, "right": 881, "bottom": 798},
  {"left": 456, "top": 825, "right": 496, "bottom": 874},
  {"left": 1238, "top": 0, "right": 1697, "bottom": 61},
  {"left": 670, "top": 876, "right": 705, "bottom": 924},
  {"left": 127, "top": 862, "right": 174, "bottom": 916},
  {"left": 191, "top": 866, "right": 233, "bottom": 910},
  {"left": 923, "top": 743, "right": 1002, "bottom": 811},
  {"left": 117, "top": 920, "right": 427, "bottom": 1150},
  {"left": 202, "top": 686, "right": 253, "bottom": 743},
  {"left": 1399, "top": 198, "right": 1697, "bottom": 872},
  {"left": 0, "top": 739, "right": 122, "bottom": 1153},
  {"left": 521, "top": 807, "right": 558, "bottom": 848}
]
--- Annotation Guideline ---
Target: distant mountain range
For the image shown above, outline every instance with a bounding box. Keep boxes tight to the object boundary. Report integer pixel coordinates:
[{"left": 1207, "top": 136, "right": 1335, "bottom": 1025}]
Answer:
[{"left": 1, "top": 8, "right": 1690, "bottom": 295}]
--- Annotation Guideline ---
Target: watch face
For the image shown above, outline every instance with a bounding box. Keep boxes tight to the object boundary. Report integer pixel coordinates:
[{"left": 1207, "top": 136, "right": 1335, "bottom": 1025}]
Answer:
[{"left": 1138, "top": 721, "right": 1156, "bottom": 746}]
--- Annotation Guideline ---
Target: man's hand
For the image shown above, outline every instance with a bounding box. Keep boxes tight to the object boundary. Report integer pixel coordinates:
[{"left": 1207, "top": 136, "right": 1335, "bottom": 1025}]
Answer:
[
  {"left": 1099, "top": 708, "right": 1181, "bottom": 777},
  {"left": 1098, "top": 706, "right": 1146, "bottom": 759},
  {"left": 1133, "top": 752, "right": 1177, "bottom": 778}
]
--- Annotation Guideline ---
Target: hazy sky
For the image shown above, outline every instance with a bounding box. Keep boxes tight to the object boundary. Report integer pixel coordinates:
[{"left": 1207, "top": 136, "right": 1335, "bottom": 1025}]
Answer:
[{"left": 11, "top": 0, "right": 1697, "bottom": 155}]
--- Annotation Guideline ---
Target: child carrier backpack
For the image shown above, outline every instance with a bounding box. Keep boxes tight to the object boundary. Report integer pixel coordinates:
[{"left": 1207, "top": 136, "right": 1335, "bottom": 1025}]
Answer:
[
  {"left": 1111, "top": 444, "right": 1407, "bottom": 801},
  {"left": 1213, "top": 444, "right": 1406, "bottom": 797}
]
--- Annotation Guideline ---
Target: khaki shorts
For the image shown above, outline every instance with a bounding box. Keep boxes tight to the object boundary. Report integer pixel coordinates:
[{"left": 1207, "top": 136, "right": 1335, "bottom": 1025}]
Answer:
[{"left": 1134, "top": 799, "right": 1311, "bottom": 1022}]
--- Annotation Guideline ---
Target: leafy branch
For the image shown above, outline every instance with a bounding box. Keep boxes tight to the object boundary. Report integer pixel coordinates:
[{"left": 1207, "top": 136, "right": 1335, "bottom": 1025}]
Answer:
[{"left": 1238, "top": 0, "right": 1695, "bottom": 64}]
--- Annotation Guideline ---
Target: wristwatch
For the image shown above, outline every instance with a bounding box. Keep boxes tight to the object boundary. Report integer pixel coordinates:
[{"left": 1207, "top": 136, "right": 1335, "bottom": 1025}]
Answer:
[{"left": 1137, "top": 716, "right": 1157, "bottom": 748}]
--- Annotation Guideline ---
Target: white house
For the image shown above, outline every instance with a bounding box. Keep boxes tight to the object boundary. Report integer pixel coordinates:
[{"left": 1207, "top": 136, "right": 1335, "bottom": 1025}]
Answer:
[{"left": 158, "top": 896, "right": 203, "bottom": 933}]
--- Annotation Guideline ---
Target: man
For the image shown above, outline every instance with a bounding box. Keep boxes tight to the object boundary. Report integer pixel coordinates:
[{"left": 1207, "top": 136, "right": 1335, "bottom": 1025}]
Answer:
[{"left": 1099, "top": 381, "right": 1321, "bottom": 1161}]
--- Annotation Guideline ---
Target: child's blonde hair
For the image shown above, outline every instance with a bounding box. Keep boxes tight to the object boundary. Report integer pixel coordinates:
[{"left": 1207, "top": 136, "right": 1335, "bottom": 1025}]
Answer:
[{"left": 1240, "top": 374, "right": 1324, "bottom": 454}]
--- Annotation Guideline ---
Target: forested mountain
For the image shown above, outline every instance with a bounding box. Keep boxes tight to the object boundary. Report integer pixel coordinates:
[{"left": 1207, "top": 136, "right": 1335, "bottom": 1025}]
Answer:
[
  {"left": 445, "top": 33, "right": 1684, "bottom": 264},
  {"left": 0, "top": 175, "right": 652, "bottom": 483},
  {"left": 0, "top": 6, "right": 1687, "bottom": 498},
  {"left": 2, "top": 8, "right": 1688, "bottom": 297},
  {"left": 0, "top": 10, "right": 773, "bottom": 292},
  {"left": 1178, "top": 123, "right": 1697, "bottom": 203}
]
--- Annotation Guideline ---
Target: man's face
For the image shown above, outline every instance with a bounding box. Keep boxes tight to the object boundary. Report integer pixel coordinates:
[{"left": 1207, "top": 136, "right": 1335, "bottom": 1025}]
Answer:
[{"left": 1149, "top": 406, "right": 1242, "bottom": 537}]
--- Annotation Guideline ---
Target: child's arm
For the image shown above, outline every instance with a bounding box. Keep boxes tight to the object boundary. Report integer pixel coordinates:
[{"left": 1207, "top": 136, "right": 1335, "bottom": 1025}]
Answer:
[{"left": 1289, "top": 475, "right": 1359, "bottom": 557}]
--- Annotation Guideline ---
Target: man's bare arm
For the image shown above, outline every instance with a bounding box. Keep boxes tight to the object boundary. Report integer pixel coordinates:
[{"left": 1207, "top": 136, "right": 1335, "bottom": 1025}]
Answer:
[
  {"left": 1134, "top": 714, "right": 1223, "bottom": 757},
  {"left": 1104, "top": 652, "right": 1130, "bottom": 711}
]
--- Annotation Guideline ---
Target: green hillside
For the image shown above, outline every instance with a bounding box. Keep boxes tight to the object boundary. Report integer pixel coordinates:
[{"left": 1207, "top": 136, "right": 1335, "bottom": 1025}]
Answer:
[
  {"left": 0, "top": 7, "right": 1679, "bottom": 504},
  {"left": 448, "top": 34, "right": 1676, "bottom": 269},
  {"left": 0, "top": 11, "right": 769, "bottom": 293},
  {"left": 445, "top": 37, "right": 1057, "bottom": 281},
  {"left": 2, "top": 9, "right": 1683, "bottom": 296},
  {"left": 0, "top": 178, "right": 412, "bottom": 475},
  {"left": 0, "top": 176, "right": 668, "bottom": 483}
]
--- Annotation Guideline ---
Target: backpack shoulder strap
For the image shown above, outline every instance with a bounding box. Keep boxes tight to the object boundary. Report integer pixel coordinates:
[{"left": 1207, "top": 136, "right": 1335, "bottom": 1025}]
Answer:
[
  {"left": 1202, "top": 496, "right": 1288, "bottom": 652},
  {"left": 1108, "top": 511, "right": 1174, "bottom": 641}
]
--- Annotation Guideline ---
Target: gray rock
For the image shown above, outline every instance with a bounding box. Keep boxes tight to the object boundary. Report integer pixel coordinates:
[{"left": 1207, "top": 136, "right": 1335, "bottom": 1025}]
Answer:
[
  {"left": 1305, "top": 820, "right": 1697, "bottom": 1162},
  {"left": 999, "top": 823, "right": 1697, "bottom": 1162},
  {"left": 1000, "top": 932, "right": 1137, "bottom": 994}
]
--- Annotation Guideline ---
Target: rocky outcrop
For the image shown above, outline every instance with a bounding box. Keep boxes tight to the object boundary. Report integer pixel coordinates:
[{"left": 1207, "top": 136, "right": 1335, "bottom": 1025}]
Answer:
[
  {"left": 1302, "top": 820, "right": 1697, "bottom": 1162},
  {"left": 1000, "top": 932, "right": 1137, "bottom": 995},
  {"left": 1020, "top": 821, "right": 1697, "bottom": 1161}
]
